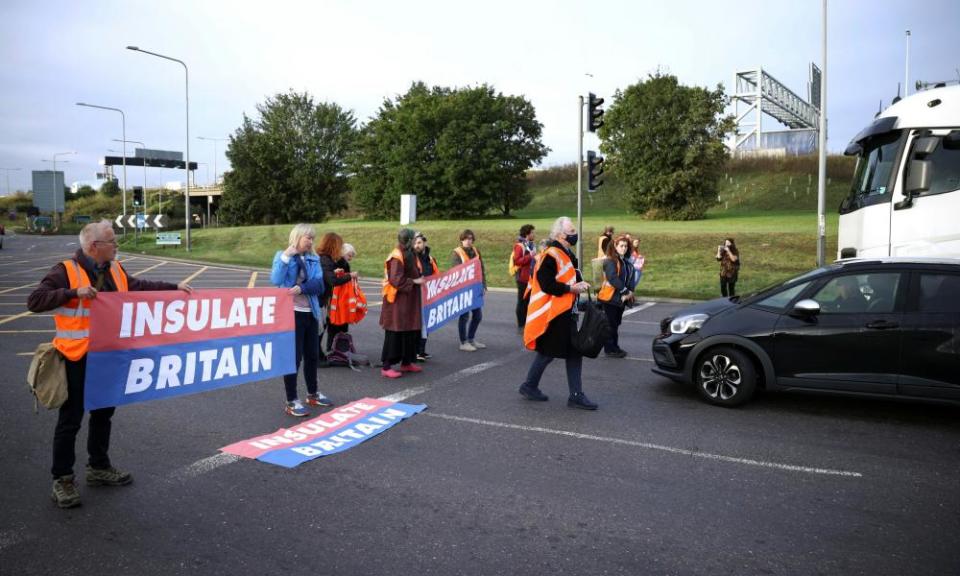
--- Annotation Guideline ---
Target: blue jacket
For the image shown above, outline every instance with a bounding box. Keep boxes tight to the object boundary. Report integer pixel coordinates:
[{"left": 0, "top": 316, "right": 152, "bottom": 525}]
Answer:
[{"left": 271, "top": 251, "right": 325, "bottom": 320}]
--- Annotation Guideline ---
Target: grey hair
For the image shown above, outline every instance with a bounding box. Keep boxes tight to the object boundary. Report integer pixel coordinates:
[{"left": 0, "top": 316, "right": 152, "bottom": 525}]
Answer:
[
  {"left": 549, "top": 216, "right": 573, "bottom": 240},
  {"left": 79, "top": 219, "right": 114, "bottom": 250},
  {"left": 287, "top": 223, "right": 316, "bottom": 248},
  {"left": 341, "top": 243, "right": 356, "bottom": 257}
]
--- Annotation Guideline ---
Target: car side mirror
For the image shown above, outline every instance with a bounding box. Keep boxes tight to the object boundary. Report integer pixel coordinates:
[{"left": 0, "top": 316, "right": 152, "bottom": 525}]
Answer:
[{"left": 791, "top": 299, "right": 821, "bottom": 318}]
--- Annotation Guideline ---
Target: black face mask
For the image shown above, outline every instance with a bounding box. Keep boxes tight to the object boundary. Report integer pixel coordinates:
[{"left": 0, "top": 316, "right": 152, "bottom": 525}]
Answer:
[{"left": 565, "top": 233, "right": 578, "bottom": 247}]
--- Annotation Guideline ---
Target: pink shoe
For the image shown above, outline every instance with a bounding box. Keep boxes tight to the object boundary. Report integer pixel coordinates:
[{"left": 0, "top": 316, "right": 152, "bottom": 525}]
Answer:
[
  {"left": 399, "top": 363, "right": 422, "bottom": 373},
  {"left": 381, "top": 367, "right": 402, "bottom": 379}
]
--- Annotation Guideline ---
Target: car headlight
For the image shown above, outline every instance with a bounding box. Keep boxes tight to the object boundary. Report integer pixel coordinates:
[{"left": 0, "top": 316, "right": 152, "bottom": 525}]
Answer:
[{"left": 669, "top": 313, "right": 709, "bottom": 334}]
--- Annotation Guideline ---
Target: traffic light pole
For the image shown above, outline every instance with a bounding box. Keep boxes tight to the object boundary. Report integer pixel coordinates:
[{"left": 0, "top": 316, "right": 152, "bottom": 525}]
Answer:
[{"left": 576, "top": 95, "right": 584, "bottom": 265}]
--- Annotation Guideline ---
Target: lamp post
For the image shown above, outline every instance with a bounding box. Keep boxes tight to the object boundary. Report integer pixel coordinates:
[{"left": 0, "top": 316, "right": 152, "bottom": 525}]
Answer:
[
  {"left": 197, "top": 136, "right": 227, "bottom": 186},
  {"left": 42, "top": 151, "right": 75, "bottom": 227},
  {"left": 0, "top": 167, "right": 21, "bottom": 196},
  {"left": 816, "top": 0, "right": 828, "bottom": 266},
  {"left": 77, "top": 102, "right": 127, "bottom": 237},
  {"left": 112, "top": 139, "right": 148, "bottom": 214},
  {"left": 127, "top": 46, "right": 191, "bottom": 251}
]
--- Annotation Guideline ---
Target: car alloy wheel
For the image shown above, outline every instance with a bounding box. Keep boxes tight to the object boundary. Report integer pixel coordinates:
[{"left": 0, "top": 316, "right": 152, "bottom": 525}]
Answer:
[{"left": 694, "top": 346, "right": 757, "bottom": 406}]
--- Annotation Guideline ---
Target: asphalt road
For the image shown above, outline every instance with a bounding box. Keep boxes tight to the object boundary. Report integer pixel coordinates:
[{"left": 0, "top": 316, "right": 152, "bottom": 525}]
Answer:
[{"left": 1, "top": 233, "right": 958, "bottom": 576}]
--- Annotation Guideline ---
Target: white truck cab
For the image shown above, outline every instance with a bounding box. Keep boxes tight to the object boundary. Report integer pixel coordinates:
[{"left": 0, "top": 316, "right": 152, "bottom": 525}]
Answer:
[{"left": 838, "top": 85, "right": 960, "bottom": 259}]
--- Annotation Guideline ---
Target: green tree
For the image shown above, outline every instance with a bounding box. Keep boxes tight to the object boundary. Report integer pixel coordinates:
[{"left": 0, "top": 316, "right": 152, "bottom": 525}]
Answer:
[
  {"left": 350, "top": 82, "right": 548, "bottom": 218},
  {"left": 73, "top": 185, "right": 96, "bottom": 199},
  {"left": 99, "top": 179, "right": 120, "bottom": 198},
  {"left": 600, "top": 73, "right": 734, "bottom": 220},
  {"left": 221, "top": 90, "right": 358, "bottom": 225}
]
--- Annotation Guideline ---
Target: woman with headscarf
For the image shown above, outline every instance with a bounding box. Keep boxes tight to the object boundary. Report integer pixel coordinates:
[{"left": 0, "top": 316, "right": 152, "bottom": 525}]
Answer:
[{"left": 379, "top": 228, "right": 426, "bottom": 378}]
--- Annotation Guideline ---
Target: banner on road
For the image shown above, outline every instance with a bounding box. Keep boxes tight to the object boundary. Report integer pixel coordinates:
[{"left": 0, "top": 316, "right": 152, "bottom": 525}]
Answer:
[
  {"left": 420, "top": 258, "right": 483, "bottom": 335},
  {"left": 220, "top": 398, "right": 427, "bottom": 468},
  {"left": 84, "top": 288, "right": 295, "bottom": 411}
]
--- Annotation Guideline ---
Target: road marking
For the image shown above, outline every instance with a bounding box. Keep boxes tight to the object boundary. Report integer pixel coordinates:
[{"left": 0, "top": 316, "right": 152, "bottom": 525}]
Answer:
[
  {"left": 132, "top": 261, "right": 167, "bottom": 277},
  {"left": 0, "top": 310, "right": 32, "bottom": 326},
  {"left": 247, "top": 272, "right": 258, "bottom": 288},
  {"left": 623, "top": 302, "right": 656, "bottom": 317},
  {"left": 0, "top": 283, "right": 35, "bottom": 294},
  {"left": 181, "top": 266, "right": 208, "bottom": 285},
  {"left": 16, "top": 352, "right": 34, "bottom": 356},
  {"left": 423, "top": 412, "right": 863, "bottom": 478},
  {"left": 625, "top": 356, "right": 655, "bottom": 362},
  {"left": 0, "top": 329, "right": 53, "bottom": 333},
  {"left": 169, "top": 357, "right": 518, "bottom": 480}
]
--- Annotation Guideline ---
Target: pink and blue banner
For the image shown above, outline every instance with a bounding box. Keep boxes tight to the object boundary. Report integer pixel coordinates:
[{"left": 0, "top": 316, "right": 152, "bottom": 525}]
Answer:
[
  {"left": 421, "top": 258, "right": 484, "bottom": 335},
  {"left": 84, "top": 289, "right": 295, "bottom": 411},
  {"left": 220, "top": 398, "right": 427, "bottom": 467}
]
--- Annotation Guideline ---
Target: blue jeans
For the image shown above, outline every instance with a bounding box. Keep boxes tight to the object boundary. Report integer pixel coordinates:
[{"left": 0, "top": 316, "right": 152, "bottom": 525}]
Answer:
[
  {"left": 521, "top": 351, "right": 584, "bottom": 397},
  {"left": 458, "top": 308, "right": 482, "bottom": 342},
  {"left": 283, "top": 311, "right": 319, "bottom": 402}
]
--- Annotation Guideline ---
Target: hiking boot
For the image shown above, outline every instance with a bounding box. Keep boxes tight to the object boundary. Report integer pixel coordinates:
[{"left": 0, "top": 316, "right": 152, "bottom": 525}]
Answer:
[
  {"left": 567, "top": 393, "right": 598, "bottom": 411},
  {"left": 459, "top": 342, "right": 477, "bottom": 352},
  {"left": 416, "top": 354, "right": 428, "bottom": 363},
  {"left": 285, "top": 399, "right": 310, "bottom": 417},
  {"left": 519, "top": 385, "right": 549, "bottom": 402},
  {"left": 470, "top": 340, "right": 487, "bottom": 349},
  {"left": 305, "top": 393, "right": 333, "bottom": 408},
  {"left": 399, "top": 363, "right": 422, "bottom": 373},
  {"left": 85, "top": 465, "right": 133, "bottom": 487},
  {"left": 51, "top": 475, "right": 81, "bottom": 508},
  {"left": 381, "top": 367, "right": 403, "bottom": 379}
]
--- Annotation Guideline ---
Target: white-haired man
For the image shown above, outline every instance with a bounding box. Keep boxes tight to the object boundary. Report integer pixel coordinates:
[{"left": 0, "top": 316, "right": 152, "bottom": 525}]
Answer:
[
  {"left": 519, "top": 216, "right": 597, "bottom": 410},
  {"left": 28, "top": 220, "right": 192, "bottom": 508}
]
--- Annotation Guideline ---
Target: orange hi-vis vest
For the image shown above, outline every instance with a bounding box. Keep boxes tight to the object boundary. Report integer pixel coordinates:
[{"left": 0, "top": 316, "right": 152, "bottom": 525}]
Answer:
[
  {"left": 454, "top": 246, "right": 480, "bottom": 264},
  {"left": 597, "top": 258, "right": 621, "bottom": 302},
  {"left": 382, "top": 248, "right": 424, "bottom": 304},
  {"left": 53, "top": 258, "right": 129, "bottom": 361},
  {"left": 329, "top": 279, "right": 368, "bottom": 325},
  {"left": 522, "top": 246, "right": 577, "bottom": 350}
]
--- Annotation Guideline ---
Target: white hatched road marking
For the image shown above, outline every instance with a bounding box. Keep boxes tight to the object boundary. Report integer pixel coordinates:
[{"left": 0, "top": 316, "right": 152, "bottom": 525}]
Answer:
[{"left": 622, "top": 301, "right": 656, "bottom": 317}]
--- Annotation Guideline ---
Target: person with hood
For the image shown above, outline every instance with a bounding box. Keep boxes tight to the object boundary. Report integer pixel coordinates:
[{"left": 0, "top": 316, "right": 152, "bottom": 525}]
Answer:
[{"left": 380, "top": 228, "right": 426, "bottom": 378}]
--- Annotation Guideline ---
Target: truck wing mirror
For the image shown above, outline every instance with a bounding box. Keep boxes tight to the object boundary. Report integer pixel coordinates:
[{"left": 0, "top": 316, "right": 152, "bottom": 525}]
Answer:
[
  {"left": 911, "top": 136, "right": 939, "bottom": 157},
  {"left": 844, "top": 142, "right": 862, "bottom": 156},
  {"left": 905, "top": 159, "right": 932, "bottom": 195}
]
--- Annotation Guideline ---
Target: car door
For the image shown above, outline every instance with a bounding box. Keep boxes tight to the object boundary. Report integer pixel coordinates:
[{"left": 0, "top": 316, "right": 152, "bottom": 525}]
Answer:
[
  {"left": 772, "top": 271, "right": 904, "bottom": 394},
  {"left": 898, "top": 270, "right": 960, "bottom": 400}
]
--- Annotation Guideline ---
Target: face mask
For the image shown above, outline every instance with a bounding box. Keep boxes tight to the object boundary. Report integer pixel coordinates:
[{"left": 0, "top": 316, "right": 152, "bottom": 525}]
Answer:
[{"left": 565, "top": 233, "right": 578, "bottom": 246}]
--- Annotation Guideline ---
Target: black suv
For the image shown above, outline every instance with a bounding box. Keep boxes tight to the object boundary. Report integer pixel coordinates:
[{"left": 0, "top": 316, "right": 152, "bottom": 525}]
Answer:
[{"left": 652, "top": 258, "right": 960, "bottom": 406}]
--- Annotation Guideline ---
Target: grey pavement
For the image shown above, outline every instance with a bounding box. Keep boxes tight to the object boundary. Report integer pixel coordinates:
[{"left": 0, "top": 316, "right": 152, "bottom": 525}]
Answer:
[{"left": 0, "top": 233, "right": 958, "bottom": 576}]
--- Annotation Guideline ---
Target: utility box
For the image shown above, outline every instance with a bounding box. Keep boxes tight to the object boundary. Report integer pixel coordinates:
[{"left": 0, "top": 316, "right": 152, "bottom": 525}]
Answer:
[{"left": 400, "top": 194, "right": 417, "bottom": 225}]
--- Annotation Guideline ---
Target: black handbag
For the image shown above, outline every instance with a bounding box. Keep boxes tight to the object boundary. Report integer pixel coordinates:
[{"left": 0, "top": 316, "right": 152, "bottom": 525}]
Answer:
[{"left": 570, "top": 291, "right": 612, "bottom": 359}]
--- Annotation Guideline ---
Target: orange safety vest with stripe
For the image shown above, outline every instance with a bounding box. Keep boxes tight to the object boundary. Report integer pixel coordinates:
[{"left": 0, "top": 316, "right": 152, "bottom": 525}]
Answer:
[
  {"left": 53, "top": 259, "right": 129, "bottom": 361},
  {"left": 522, "top": 246, "right": 576, "bottom": 350},
  {"left": 329, "top": 279, "right": 368, "bottom": 325},
  {"left": 454, "top": 246, "right": 480, "bottom": 264},
  {"left": 382, "top": 248, "right": 424, "bottom": 304},
  {"left": 597, "top": 258, "right": 621, "bottom": 302}
]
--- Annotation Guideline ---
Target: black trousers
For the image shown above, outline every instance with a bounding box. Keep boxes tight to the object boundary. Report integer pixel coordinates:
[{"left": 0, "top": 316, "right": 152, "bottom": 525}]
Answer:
[
  {"left": 52, "top": 355, "right": 115, "bottom": 478},
  {"left": 516, "top": 281, "right": 529, "bottom": 327},
  {"left": 382, "top": 330, "right": 419, "bottom": 367},
  {"left": 284, "top": 311, "right": 319, "bottom": 402},
  {"left": 721, "top": 275, "right": 738, "bottom": 297},
  {"left": 601, "top": 302, "right": 625, "bottom": 353}
]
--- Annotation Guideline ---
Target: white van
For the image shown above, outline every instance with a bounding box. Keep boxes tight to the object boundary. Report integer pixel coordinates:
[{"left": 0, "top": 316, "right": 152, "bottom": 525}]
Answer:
[{"left": 838, "top": 85, "right": 960, "bottom": 259}]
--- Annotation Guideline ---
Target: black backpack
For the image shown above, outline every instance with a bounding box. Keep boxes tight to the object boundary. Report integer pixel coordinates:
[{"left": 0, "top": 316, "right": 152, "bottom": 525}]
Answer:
[
  {"left": 327, "top": 332, "right": 369, "bottom": 371},
  {"left": 570, "top": 293, "right": 612, "bottom": 359}
]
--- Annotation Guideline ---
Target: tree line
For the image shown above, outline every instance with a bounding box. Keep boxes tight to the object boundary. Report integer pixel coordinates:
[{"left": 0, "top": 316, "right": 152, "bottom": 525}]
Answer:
[{"left": 220, "top": 73, "right": 733, "bottom": 224}]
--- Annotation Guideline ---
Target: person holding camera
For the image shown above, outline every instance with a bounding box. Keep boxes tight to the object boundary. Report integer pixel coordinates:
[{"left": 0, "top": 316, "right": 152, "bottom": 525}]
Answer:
[{"left": 716, "top": 238, "right": 740, "bottom": 297}]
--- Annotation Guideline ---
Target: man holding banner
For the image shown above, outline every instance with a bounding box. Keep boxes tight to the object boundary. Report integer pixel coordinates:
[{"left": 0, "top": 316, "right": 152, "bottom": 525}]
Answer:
[{"left": 27, "top": 220, "right": 193, "bottom": 509}]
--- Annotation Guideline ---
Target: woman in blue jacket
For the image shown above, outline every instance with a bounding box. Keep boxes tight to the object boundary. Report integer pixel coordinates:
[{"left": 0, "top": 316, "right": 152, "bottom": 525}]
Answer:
[{"left": 271, "top": 223, "right": 333, "bottom": 417}]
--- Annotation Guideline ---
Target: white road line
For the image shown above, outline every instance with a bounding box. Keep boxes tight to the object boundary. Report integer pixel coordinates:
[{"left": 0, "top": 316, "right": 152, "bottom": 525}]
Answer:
[
  {"left": 181, "top": 266, "right": 208, "bottom": 284},
  {"left": 622, "top": 302, "right": 656, "bottom": 317},
  {"left": 0, "top": 283, "right": 36, "bottom": 294},
  {"left": 0, "top": 310, "right": 32, "bottom": 326},
  {"left": 624, "top": 356, "right": 655, "bottom": 362},
  {"left": 423, "top": 412, "right": 863, "bottom": 478},
  {"left": 132, "top": 261, "right": 167, "bottom": 277},
  {"left": 168, "top": 452, "right": 242, "bottom": 482}
]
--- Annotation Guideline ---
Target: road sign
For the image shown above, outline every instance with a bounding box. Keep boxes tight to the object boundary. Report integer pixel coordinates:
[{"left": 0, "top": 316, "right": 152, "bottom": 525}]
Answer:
[
  {"left": 115, "top": 214, "right": 165, "bottom": 229},
  {"left": 155, "top": 232, "right": 181, "bottom": 246}
]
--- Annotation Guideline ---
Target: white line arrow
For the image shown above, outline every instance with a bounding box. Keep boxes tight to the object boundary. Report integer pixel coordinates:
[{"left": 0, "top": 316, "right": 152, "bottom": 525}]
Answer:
[
  {"left": 115, "top": 215, "right": 125, "bottom": 228},
  {"left": 128, "top": 215, "right": 137, "bottom": 228},
  {"left": 153, "top": 215, "right": 164, "bottom": 228}
]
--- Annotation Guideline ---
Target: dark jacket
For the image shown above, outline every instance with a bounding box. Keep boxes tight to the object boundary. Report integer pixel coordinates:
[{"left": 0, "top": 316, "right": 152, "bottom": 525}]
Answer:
[
  {"left": 513, "top": 239, "right": 535, "bottom": 285},
  {"left": 319, "top": 254, "right": 352, "bottom": 307},
  {"left": 28, "top": 250, "right": 179, "bottom": 313},
  {"left": 417, "top": 247, "right": 437, "bottom": 276},
  {"left": 380, "top": 247, "right": 422, "bottom": 332},
  {"left": 534, "top": 240, "right": 582, "bottom": 358},
  {"left": 602, "top": 255, "right": 632, "bottom": 307}
]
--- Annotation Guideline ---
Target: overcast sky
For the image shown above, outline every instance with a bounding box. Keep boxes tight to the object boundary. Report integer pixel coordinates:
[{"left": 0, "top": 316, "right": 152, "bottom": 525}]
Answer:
[{"left": 1, "top": 0, "right": 958, "bottom": 193}]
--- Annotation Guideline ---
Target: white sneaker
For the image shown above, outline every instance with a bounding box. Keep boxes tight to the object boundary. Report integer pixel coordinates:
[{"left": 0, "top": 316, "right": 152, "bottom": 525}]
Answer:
[
  {"left": 459, "top": 342, "right": 477, "bottom": 352},
  {"left": 470, "top": 340, "right": 487, "bottom": 349}
]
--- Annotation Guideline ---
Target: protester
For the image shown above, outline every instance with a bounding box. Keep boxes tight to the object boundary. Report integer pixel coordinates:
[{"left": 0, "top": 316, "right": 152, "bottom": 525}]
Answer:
[
  {"left": 413, "top": 232, "right": 438, "bottom": 362},
  {"left": 27, "top": 219, "right": 193, "bottom": 508},
  {"left": 716, "top": 237, "right": 740, "bottom": 297},
  {"left": 626, "top": 235, "right": 645, "bottom": 292},
  {"left": 317, "top": 232, "right": 358, "bottom": 353},
  {"left": 271, "top": 223, "right": 333, "bottom": 417},
  {"left": 512, "top": 224, "right": 536, "bottom": 331},
  {"left": 597, "top": 225, "right": 614, "bottom": 259},
  {"left": 380, "top": 228, "right": 426, "bottom": 378},
  {"left": 597, "top": 234, "right": 635, "bottom": 358},
  {"left": 451, "top": 229, "right": 487, "bottom": 351},
  {"left": 519, "top": 216, "right": 598, "bottom": 410}
]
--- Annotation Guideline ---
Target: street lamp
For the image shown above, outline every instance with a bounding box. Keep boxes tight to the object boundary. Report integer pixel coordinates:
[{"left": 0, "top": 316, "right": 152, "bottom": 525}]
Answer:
[
  {"left": 113, "top": 138, "right": 148, "bottom": 213},
  {"left": 0, "top": 167, "right": 21, "bottom": 196},
  {"left": 42, "top": 151, "right": 75, "bottom": 226},
  {"left": 127, "top": 45, "right": 191, "bottom": 251},
  {"left": 77, "top": 102, "right": 127, "bottom": 237},
  {"left": 197, "top": 136, "right": 227, "bottom": 186}
]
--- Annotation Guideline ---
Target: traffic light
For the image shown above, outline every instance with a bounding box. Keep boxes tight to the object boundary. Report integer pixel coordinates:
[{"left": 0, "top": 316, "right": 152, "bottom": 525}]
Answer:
[
  {"left": 133, "top": 186, "right": 143, "bottom": 207},
  {"left": 587, "top": 150, "right": 604, "bottom": 191},
  {"left": 587, "top": 92, "right": 605, "bottom": 132}
]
